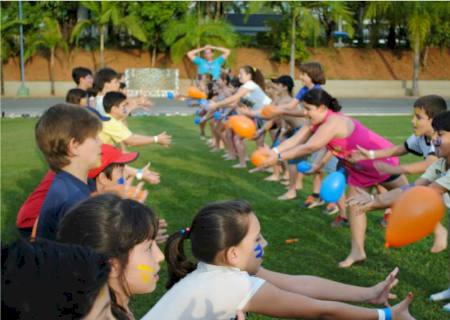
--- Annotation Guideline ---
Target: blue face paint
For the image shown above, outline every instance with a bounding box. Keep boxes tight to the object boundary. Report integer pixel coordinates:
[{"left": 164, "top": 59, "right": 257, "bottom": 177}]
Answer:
[
  {"left": 254, "top": 243, "right": 264, "bottom": 259},
  {"left": 117, "top": 176, "right": 125, "bottom": 185}
]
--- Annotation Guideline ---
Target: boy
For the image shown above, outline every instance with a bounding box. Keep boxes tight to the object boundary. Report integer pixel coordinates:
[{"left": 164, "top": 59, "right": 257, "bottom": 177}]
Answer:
[
  {"left": 72, "top": 67, "right": 93, "bottom": 91},
  {"left": 66, "top": 88, "right": 88, "bottom": 106},
  {"left": 35, "top": 104, "right": 102, "bottom": 240},
  {"left": 352, "top": 95, "right": 447, "bottom": 226},
  {"left": 99, "top": 91, "right": 171, "bottom": 147}
]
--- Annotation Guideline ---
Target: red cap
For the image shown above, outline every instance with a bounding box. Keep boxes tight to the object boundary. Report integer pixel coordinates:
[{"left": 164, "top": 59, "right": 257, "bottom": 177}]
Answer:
[{"left": 88, "top": 144, "right": 139, "bottom": 179}]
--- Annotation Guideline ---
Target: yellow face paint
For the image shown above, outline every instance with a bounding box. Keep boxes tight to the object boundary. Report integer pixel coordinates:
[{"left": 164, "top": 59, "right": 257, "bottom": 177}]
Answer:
[
  {"left": 137, "top": 264, "right": 154, "bottom": 283},
  {"left": 137, "top": 264, "right": 154, "bottom": 273}
]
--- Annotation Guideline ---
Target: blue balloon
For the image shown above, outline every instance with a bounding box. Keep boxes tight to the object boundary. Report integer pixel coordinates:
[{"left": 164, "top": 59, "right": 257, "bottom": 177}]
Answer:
[
  {"left": 186, "top": 99, "right": 193, "bottom": 107},
  {"left": 213, "top": 111, "right": 222, "bottom": 120},
  {"left": 320, "top": 171, "right": 346, "bottom": 203},
  {"left": 195, "top": 109, "right": 200, "bottom": 115},
  {"left": 297, "top": 161, "right": 312, "bottom": 173},
  {"left": 199, "top": 99, "right": 208, "bottom": 107},
  {"left": 194, "top": 116, "right": 201, "bottom": 125},
  {"left": 167, "top": 92, "right": 174, "bottom": 100}
]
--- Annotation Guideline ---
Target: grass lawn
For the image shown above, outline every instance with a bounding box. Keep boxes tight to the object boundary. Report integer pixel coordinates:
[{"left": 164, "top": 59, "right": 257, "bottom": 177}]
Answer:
[{"left": 1, "top": 115, "right": 447, "bottom": 319}]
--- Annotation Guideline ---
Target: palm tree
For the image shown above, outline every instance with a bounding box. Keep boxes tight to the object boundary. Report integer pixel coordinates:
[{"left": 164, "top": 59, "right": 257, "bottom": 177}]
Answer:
[
  {"left": 163, "top": 14, "right": 237, "bottom": 64},
  {"left": 1, "top": 15, "right": 21, "bottom": 95},
  {"left": 24, "top": 16, "right": 68, "bottom": 96},
  {"left": 70, "top": 1, "right": 147, "bottom": 68}
]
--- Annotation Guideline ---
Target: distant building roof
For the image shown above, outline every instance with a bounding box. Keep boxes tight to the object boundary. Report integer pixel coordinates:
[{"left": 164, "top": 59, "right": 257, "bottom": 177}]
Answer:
[{"left": 224, "top": 13, "right": 282, "bottom": 35}]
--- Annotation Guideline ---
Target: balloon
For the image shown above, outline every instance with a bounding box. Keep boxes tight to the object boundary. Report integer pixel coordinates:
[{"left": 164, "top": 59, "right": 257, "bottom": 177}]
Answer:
[
  {"left": 272, "top": 139, "right": 281, "bottom": 148},
  {"left": 186, "top": 99, "right": 193, "bottom": 107},
  {"left": 187, "top": 86, "right": 207, "bottom": 99},
  {"left": 261, "top": 105, "right": 277, "bottom": 118},
  {"left": 385, "top": 186, "right": 445, "bottom": 248},
  {"left": 214, "top": 111, "right": 222, "bottom": 120},
  {"left": 194, "top": 109, "right": 200, "bottom": 115},
  {"left": 194, "top": 116, "right": 201, "bottom": 125},
  {"left": 167, "top": 92, "right": 174, "bottom": 100},
  {"left": 320, "top": 171, "right": 346, "bottom": 202},
  {"left": 199, "top": 99, "right": 208, "bottom": 107},
  {"left": 228, "top": 115, "right": 256, "bottom": 139},
  {"left": 297, "top": 161, "right": 312, "bottom": 173},
  {"left": 251, "top": 149, "right": 268, "bottom": 167}
]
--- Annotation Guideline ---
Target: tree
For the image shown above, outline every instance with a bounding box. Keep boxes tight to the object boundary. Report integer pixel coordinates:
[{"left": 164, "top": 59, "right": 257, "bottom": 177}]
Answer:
[
  {"left": 70, "top": 1, "right": 147, "bottom": 68},
  {"left": 1, "top": 3, "right": 21, "bottom": 95},
  {"left": 163, "top": 14, "right": 237, "bottom": 64},
  {"left": 128, "top": 2, "right": 188, "bottom": 67},
  {"left": 24, "top": 16, "right": 68, "bottom": 95}
]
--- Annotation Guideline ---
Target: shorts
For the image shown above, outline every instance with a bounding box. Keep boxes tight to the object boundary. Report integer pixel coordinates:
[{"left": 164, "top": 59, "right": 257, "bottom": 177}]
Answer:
[{"left": 310, "top": 151, "right": 339, "bottom": 174}]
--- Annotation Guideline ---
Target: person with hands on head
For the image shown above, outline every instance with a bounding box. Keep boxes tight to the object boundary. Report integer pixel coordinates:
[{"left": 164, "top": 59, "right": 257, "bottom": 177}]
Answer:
[
  {"left": 187, "top": 44, "right": 230, "bottom": 80},
  {"left": 259, "top": 89, "right": 409, "bottom": 268}
]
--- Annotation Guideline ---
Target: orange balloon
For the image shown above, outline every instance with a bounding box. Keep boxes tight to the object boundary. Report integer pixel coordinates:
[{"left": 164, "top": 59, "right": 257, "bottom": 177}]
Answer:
[
  {"left": 251, "top": 149, "right": 268, "bottom": 167},
  {"left": 261, "top": 105, "right": 276, "bottom": 118},
  {"left": 228, "top": 115, "right": 256, "bottom": 139},
  {"left": 385, "top": 186, "right": 445, "bottom": 248},
  {"left": 187, "top": 86, "right": 207, "bottom": 99}
]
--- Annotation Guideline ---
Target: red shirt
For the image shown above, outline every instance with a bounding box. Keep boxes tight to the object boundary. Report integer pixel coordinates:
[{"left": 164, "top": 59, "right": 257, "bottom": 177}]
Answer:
[{"left": 16, "top": 170, "right": 55, "bottom": 229}]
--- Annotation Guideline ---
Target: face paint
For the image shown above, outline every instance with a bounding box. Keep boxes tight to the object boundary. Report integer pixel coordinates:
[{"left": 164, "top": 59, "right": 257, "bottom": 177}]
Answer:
[
  {"left": 137, "top": 264, "right": 154, "bottom": 283},
  {"left": 117, "top": 176, "right": 125, "bottom": 185},
  {"left": 254, "top": 243, "right": 264, "bottom": 259}
]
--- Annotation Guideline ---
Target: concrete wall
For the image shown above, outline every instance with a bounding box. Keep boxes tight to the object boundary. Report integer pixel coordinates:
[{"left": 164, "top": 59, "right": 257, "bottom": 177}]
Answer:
[{"left": 3, "top": 80, "right": 450, "bottom": 98}]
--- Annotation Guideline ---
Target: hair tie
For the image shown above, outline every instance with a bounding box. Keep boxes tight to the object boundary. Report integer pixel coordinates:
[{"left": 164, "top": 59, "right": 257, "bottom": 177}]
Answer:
[{"left": 180, "top": 227, "right": 191, "bottom": 238}]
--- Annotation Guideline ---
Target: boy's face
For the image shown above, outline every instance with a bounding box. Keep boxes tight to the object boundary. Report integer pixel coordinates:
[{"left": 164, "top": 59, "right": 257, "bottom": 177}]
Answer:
[
  {"left": 76, "top": 134, "right": 102, "bottom": 170},
  {"left": 412, "top": 107, "right": 433, "bottom": 137},
  {"left": 99, "top": 165, "right": 125, "bottom": 188},
  {"left": 433, "top": 129, "right": 450, "bottom": 159},
  {"left": 80, "top": 75, "right": 93, "bottom": 89},
  {"left": 299, "top": 71, "right": 312, "bottom": 86},
  {"left": 111, "top": 100, "right": 129, "bottom": 120}
]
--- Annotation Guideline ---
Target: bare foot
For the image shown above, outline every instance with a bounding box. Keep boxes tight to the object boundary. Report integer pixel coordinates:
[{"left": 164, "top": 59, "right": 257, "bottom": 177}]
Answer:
[
  {"left": 431, "top": 227, "right": 448, "bottom": 253},
  {"left": 265, "top": 174, "right": 280, "bottom": 181},
  {"left": 210, "top": 148, "right": 220, "bottom": 153},
  {"left": 296, "top": 183, "right": 303, "bottom": 190},
  {"left": 338, "top": 253, "right": 366, "bottom": 268},
  {"left": 281, "top": 180, "right": 290, "bottom": 186},
  {"left": 233, "top": 163, "right": 247, "bottom": 169},
  {"left": 277, "top": 190, "right": 297, "bottom": 200}
]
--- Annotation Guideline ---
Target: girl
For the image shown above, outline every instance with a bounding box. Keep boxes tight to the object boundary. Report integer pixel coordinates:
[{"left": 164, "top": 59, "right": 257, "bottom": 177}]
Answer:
[
  {"left": 57, "top": 193, "right": 164, "bottom": 320},
  {"left": 260, "top": 89, "right": 409, "bottom": 268},
  {"left": 207, "top": 65, "right": 272, "bottom": 168},
  {"left": 143, "top": 200, "right": 414, "bottom": 319}
]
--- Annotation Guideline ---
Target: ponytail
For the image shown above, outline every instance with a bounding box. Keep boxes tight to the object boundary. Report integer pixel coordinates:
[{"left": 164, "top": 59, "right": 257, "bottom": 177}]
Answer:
[
  {"left": 303, "top": 89, "right": 342, "bottom": 112},
  {"left": 242, "top": 65, "right": 266, "bottom": 91},
  {"left": 165, "top": 230, "right": 196, "bottom": 289}
]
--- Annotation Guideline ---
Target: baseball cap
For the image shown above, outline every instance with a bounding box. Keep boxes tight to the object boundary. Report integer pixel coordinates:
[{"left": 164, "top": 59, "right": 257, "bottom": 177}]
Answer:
[
  {"left": 88, "top": 144, "right": 139, "bottom": 179},
  {"left": 271, "top": 75, "right": 294, "bottom": 91}
]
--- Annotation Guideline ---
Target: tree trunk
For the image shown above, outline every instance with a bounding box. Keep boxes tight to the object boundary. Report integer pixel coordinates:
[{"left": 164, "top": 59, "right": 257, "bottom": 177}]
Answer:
[
  {"left": 50, "top": 48, "right": 55, "bottom": 95},
  {"left": 151, "top": 46, "right": 157, "bottom": 67},
  {"left": 1, "top": 62, "right": 4, "bottom": 96},
  {"left": 289, "top": 10, "right": 296, "bottom": 78},
  {"left": 421, "top": 46, "right": 429, "bottom": 68},
  {"left": 412, "top": 37, "right": 420, "bottom": 96},
  {"left": 387, "top": 24, "right": 396, "bottom": 50},
  {"left": 100, "top": 25, "right": 105, "bottom": 68}
]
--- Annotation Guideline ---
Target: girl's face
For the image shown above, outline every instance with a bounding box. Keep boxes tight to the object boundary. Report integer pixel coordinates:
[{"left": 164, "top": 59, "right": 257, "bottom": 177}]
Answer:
[
  {"left": 124, "top": 239, "right": 165, "bottom": 294},
  {"left": 82, "top": 285, "right": 114, "bottom": 320},
  {"left": 238, "top": 69, "right": 251, "bottom": 84},
  {"left": 104, "top": 78, "right": 121, "bottom": 93},
  {"left": 231, "top": 213, "right": 267, "bottom": 275},
  {"left": 412, "top": 107, "right": 433, "bottom": 137},
  {"left": 432, "top": 129, "right": 450, "bottom": 159},
  {"left": 299, "top": 71, "right": 313, "bottom": 87},
  {"left": 303, "top": 102, "right": 328, "bottom": 125}
]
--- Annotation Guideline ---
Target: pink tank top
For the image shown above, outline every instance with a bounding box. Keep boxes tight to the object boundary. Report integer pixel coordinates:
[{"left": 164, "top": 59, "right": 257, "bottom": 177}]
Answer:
[{"left": 312, "top": 110, "right": 399, "bottom": 187}]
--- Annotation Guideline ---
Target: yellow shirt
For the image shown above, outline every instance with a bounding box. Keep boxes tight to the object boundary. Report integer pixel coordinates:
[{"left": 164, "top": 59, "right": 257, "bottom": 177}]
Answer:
[{"left": 99, "top": 116, "right": 132, "bottom": 145}]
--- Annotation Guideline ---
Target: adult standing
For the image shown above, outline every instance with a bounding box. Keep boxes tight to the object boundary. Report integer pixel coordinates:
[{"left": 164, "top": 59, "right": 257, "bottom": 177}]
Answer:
[{"left": 187, "top": 45, "right": 230, "bottom": 80}]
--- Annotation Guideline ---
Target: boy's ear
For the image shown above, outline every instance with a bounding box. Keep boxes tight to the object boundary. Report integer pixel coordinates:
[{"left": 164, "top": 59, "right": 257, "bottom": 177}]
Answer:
[{"left": 67, "top": 138, "right": 79, "bottom": 156}]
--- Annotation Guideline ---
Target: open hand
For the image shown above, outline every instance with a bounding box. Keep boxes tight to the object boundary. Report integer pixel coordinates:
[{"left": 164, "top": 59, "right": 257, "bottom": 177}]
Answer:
[
  {"left": 367, "top": 267, "right": 399, "bottom": 305},
  {"left": 155, "top": 131, "right": 171, "bottom": 147}
]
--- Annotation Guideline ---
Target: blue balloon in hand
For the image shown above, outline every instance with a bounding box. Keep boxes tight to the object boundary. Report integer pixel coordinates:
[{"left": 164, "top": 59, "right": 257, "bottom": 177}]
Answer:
[
  {"left": 320, "top": 171, "right": 346, "bottom": 203},
  {"left": 167, "top": 92, "right": 174, "bottom": 100},
  {"left": 214, "top": 111, "right": 222, "bottom": 120},
  {"left": 194, "top": 116, "right": 202, "bottom": 125},
  {"left": 297, "top": 161, "right": 312, "bottom": 173}
]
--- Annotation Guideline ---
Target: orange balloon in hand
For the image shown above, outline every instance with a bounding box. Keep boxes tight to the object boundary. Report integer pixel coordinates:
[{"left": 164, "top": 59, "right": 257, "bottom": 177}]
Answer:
[
  {"left": 261, "top": 105, "right": 276, "bottom": 118},
  {"left": 187, "top": 86, "right": 207, "bottom": 99},
  {"left": 385, "top": 186, "right": 445, "bottom": 248},
  {"left": 228, "top": 115, "right": 256, "bottom": 139},
  {"left": 251, "top": 149, "right": 268, "bottom": 167}
]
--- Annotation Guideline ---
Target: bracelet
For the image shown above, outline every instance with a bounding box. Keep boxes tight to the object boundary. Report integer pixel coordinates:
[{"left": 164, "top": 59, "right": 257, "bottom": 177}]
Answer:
[
  {"left": 377, "top": 309, "right": 385, "bottom": 320},
  {"left": 383, "top": 307, "right": 392, "bottom": 320},
  {"left": 368, "top": 150, "right": 375, "bottom": 160},
  {"left": 136, "top": 169, "right": 143, "bottom": 181},
  {"left": 153, "top": 135, "right": 159, "bottom": 144},
  {"left": 273, "top": 147, "right": 280, "bottom": 155}
]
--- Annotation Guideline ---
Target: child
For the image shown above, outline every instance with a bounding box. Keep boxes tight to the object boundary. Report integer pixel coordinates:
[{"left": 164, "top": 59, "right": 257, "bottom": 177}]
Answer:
[
  {"left": 99, "top": 91, "right": 171, "bottom": 148},
  {"left": 35, "top": 105, "right": 102, "bottom": 241},
  {"left": 2, "top": 238, "right": 113, "bottom": 319},
  {"left": 352, "top": 95, "right": 447, "bottom": 230},
  {"left": 143, "top": 200, "right": 414, "bottom": 319},
  {"left": 58, "top": 193, "right": 164, "bottom": 319},
  {"left": 66, "top": 88, "right": 88, "bottom": 106},
  {"left": 72, "top": 66, "right": 93, "bottom": 91},
  {"left": 260, "top": 89, "right": 409, "bottom": 267}
]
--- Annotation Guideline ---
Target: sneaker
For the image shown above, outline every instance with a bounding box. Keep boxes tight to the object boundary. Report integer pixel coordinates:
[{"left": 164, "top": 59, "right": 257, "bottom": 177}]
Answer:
[
  {"left": 378, "top": 209, "right": 391, "bottom": 228},
  {"left": 331, "top": 216, "right": 349, "bottom": 228},
  {"left": 302, "top": 195, "right": 315, "bottom": 208},
  {"left": 307, "top": 198, "right": 325, "bottom": 209},
  {"left": 323, "top": 203, "right": 339, "bottom": 215}
]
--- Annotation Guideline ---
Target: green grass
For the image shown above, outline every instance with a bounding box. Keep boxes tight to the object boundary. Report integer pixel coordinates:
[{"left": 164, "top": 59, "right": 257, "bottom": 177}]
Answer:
[{"left": 1, "top": 116, "right": 447, "bottom": 319}]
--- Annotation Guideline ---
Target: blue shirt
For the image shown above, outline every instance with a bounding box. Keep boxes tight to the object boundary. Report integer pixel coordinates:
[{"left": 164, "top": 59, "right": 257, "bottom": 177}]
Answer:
[
  {"left": 36, "top": 171, "right": 94, "bottom": 240},
  {"left": 295, "top": 84, "right": 321, "bottom": 102},
  {"left": 193, "top": 56, "right": 225, "bottom": 80}
]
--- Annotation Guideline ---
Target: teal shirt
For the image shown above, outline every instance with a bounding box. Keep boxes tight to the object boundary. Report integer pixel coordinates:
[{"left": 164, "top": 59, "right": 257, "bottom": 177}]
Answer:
[{"left": 193, "top": 56, "right": 225, "bottom": 80}]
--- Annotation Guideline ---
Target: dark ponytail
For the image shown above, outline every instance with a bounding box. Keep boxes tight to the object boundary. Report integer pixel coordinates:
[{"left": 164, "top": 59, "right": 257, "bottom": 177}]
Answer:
[
  {"left": 165, "top": 200, "right": 253, "bottom": 289},
  {"left": 303, "top": 88, "right": 342, "bottom": 112},
  {"left": 242, "top": 65, "right": 266, "bottom": 91}
]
